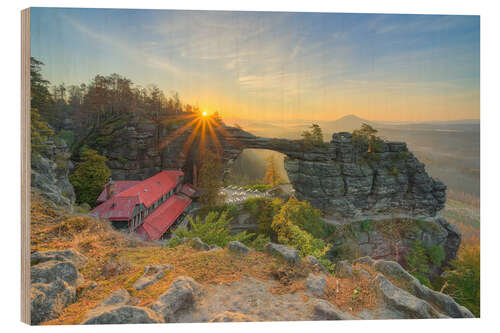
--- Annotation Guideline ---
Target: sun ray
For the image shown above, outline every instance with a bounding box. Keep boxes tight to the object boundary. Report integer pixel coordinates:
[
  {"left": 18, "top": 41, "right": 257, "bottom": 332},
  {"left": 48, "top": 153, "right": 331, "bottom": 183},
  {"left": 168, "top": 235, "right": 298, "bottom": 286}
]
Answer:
[
  {"left": 159, "top": 116, "right": 199, "bottom": 150},
  {"left": 181, "top": 118, "right": 203, "bottom": 157}
]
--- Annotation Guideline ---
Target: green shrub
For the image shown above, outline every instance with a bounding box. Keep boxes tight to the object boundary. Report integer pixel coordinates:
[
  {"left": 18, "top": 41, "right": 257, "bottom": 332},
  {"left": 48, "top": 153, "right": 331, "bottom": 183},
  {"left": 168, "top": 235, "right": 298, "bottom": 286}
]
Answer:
[
  {"left": 405, "top": 240, "right": 431, "bottom": 287},
  {"left": 69, "top": 149, "right": 111, "bottom": 206},
  {"left": 271, "top": 198, "right": 330, "bottom": 261},
  {"left": 175, "top": 211, "right": 253, "bottom": 248},
  {"left": 441, "top": 244, "right": 480, "bottom": 317},
  {"left": 248, "top": 234, "right": 271, "bottom": 251},
  {"left": 427, "top": 245, "right": 445, "bottom": 266}
]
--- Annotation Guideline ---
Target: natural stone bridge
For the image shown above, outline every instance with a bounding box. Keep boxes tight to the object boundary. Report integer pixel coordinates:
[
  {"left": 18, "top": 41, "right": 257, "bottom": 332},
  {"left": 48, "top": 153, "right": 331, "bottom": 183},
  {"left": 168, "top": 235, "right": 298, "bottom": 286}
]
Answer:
[
  {"left": 105, "top": 121, "right": 446, "bottom": 219},
  {"left": 218, "top": 126, "right": 446, "bottom": 218}
]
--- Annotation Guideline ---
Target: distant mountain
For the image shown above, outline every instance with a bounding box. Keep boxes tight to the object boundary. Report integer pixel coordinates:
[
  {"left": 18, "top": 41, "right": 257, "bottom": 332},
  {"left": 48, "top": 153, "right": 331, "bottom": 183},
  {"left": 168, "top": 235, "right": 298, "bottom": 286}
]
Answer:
[{"left": 320, "top": 114, "right": 378, "bottom": 133}]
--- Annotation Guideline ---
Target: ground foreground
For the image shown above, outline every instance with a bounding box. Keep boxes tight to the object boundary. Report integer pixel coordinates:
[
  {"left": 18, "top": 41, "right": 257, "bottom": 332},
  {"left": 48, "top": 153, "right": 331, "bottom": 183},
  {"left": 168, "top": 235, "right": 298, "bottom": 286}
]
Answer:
[{"left": 29, "top": 194, "right": 473, "bottom": 325}]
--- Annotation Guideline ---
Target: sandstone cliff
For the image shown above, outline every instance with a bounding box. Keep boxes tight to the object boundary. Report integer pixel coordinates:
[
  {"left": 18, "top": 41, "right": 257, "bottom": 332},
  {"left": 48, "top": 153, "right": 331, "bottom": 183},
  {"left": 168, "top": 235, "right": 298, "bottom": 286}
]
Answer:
[{"left": 85, "top": 118, "right": 445, "bottom": 219}]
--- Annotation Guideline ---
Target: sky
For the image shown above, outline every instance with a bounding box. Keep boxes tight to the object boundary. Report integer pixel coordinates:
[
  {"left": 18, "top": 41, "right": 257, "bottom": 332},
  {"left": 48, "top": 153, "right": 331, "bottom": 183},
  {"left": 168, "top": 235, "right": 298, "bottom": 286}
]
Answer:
[{"left": 30, "top": 8, "right": 480, "bottom": 123}]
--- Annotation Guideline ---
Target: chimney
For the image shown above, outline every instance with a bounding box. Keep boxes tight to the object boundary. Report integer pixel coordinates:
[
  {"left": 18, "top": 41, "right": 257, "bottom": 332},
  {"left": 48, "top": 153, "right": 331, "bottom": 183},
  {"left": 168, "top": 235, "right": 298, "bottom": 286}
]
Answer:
[{"left": 106, "top": 177, "right": 114, "bottom": 199}]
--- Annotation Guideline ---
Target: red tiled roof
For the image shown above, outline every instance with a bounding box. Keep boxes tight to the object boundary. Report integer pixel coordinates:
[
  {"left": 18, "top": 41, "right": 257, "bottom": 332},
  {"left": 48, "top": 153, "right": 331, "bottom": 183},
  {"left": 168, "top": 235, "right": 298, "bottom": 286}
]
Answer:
[
  {"left": 180, "top": 183, "right": 198, "bottom": 197},
  {"left": 96, "top": 180, "right": 141, "bottom": 203},
  {"left": 90, "top": 196, "right": 139, "bottom": 221},
  {"left": 117, "top": 170, "right": 184, "bottom": 208},
  {"left": 136, "top": 195, "right": 192, "bottom": 241}
]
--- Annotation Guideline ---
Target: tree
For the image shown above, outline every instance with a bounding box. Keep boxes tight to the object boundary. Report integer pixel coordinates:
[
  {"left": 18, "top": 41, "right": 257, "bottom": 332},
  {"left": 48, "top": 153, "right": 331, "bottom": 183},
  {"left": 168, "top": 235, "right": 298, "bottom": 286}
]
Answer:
[
  {"left": 352, "top": 123, "right": 380, "bottom": 152},
  {"left": 197, "top": 151, "right": 223, "bottom": 207},
  {"left": 263, "top": 156, "right": 282, "bottom": 186},
  {"left": 301, "top": 124, "right": 324, "bottom": 146},
  {"left": 30, "top": 57, "right": 54, "bottom": 155},
  {"left": 69, "top": 149, "right": 111, "bottom": 206}
]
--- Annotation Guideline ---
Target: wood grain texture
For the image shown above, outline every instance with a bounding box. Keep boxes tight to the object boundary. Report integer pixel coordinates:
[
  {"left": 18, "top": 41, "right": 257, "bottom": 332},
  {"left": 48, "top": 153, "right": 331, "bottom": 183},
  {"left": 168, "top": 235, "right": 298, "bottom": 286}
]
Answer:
[{"left": 21, "top": 7, "right": 31, "bottom": 325}]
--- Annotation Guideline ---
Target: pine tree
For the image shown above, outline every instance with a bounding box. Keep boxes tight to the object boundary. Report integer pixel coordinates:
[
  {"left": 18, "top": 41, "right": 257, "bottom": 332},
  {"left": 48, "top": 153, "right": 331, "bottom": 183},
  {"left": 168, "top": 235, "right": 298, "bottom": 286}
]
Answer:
[{"left": 197, "top": 151, "right": 223, "bottom": 207}]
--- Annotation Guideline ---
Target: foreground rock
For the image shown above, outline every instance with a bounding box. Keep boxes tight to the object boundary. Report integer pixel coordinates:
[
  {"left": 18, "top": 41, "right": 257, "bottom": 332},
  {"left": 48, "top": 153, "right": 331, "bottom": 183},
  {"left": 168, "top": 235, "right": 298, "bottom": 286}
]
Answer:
[
  {"left": 228, "top": 241, "right": 250, "bottom": 254},
  {"left": 30, "top": 249, "right": 87, "bottom": 325},
  {"left": 151, "top": 276, "right": 202, "bottom": 322},
  {"left": 372, "top": 274, "right": 444, "bottom": 319},
  {"left": 355, "top": 257, "right": 474, "bottom": 318},
  {"left": 313, "top": 300, "right": 356, "bottom": 320},
  {"left": 265, "top": 243, "right": 300, "bottom": 264},
  {"left": 306, "top": 274, "right": 327, "bottom": 297},
  {"left": 83, "top": 289, "right": 164, "bottom": 324},
  {"left": 373, "top": 260, "right": 474, "bottom": 318}
]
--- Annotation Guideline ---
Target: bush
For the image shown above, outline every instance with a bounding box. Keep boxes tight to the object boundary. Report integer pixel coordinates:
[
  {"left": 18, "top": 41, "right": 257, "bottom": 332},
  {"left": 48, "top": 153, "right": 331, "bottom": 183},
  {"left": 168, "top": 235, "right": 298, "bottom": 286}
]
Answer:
[
  {"left": 271, "top": 198, "right": 329, "bottom": 261},
  {"left": 441, "top": 244, "right": 480, "bottom": 316},
  {"left": 427, "top": 245, "right": 445, "bottom": 266},
  {"left": 175, "top": 211, "right": 253, "bottom": 248},
  {"left": 405, "top": 241, "right": 432, "bottom": 287},
  {"left": 69, "top": 149, "right": 111, "bottom": 206},
  {"left": 275, "top": 197, "right": 329, "bottom": 239}
]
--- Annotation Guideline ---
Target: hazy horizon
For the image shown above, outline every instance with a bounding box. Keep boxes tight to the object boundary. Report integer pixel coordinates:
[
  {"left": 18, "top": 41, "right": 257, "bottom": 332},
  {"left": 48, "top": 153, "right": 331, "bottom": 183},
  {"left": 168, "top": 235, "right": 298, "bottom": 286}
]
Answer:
[{"left": 31, "top": 8, "right": 480, "bottom": 124}]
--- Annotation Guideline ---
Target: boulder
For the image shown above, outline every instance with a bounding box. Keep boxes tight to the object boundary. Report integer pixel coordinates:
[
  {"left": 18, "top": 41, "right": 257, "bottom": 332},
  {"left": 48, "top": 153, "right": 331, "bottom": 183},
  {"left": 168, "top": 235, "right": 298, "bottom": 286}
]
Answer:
[
  {"left": 305, "top": 255, "right": 327, "bottom": 272},
  {"left": 264, "top": 243, "right": 300, "bottom": 264},
  {"left": 151, "top": 276, "right": 201, "bottom": 321},
  {"left": 30, "top": 249, "right": 87, "bottom": 325},
  {"left": 228, "top": 241, "right": 250, "bottom": 254},
  {"left": 372, "top": 274, "right": 444, "bottom": 319},
  {"left": 313, "top": 300, "right": 356, "bottom": 320},
  {"left": 83, "top": 306, "right": 164, "bottom": 324},
  {"left": 183, "top": 237, "right": 209, "bottom": 251},
  {"left": 306, "top": 273, "right": 327, "bottom": 297},
  {"left": 210, "top": 311, "right": 255, "bottom": 322},
  {"left": 31, "top": 279, "right": 76, "bottom": 325},
  {"left": 31, "top": 260, "right": 80, "bottom": 286},
  {"left": 31, "top": 249, "right": 88, "bottom": 268}
]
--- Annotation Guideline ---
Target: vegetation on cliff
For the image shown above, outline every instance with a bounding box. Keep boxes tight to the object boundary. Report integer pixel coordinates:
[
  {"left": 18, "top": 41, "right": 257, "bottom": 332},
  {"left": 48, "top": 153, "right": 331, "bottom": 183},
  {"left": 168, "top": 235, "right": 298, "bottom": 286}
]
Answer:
[{"left": 69, "top": 149, "right": 111, "bottom": 206}]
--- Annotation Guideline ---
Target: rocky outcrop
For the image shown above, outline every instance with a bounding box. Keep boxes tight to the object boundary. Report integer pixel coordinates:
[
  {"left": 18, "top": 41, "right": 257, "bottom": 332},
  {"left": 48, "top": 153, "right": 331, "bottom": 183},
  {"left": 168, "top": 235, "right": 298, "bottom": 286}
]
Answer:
[
  {"left": 326, "top": 216, "right": 461, "bottom": 274},
  {"left": 31, "top": 138, "right": 75, "bottom": 209},
  {"left": 91, "top": 118, "right": 445, "bottom": 219},
  {"left": 221, "top": 128, "right": 446, "bottom": 218},
  {"left": 30, "top": 249, "right": 87, "bottom": 325}
]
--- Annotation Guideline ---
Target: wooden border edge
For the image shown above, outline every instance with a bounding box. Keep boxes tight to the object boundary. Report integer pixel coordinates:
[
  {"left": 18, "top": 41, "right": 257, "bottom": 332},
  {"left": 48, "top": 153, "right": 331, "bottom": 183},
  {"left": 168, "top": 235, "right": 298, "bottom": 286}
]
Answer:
[{"left": 21, "top": 7, "right": 31, "bottom": 325}]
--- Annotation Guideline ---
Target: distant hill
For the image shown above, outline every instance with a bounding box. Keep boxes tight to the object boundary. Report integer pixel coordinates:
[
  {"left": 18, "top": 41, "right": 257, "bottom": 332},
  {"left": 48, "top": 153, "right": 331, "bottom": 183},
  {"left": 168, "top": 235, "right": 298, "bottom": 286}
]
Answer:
[{"left": 321, "top": 114, "right": 377, "bottom": 133}]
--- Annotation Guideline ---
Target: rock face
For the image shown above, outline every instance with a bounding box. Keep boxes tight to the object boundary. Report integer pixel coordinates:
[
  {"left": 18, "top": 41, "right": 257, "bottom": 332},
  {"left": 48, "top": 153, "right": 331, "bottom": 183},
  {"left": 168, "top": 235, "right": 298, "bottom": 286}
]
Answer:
[
  {"left": 223, "top": 128, "right": 446, "bottom": 218},
  {"left": 92, "top": 118, "right": 445, "bottom": 219},
  {"left": 31, "top": 138, "right": 75, "bottom": 209},
  {"left": 326, "top": 216, "right": 461, "bottom": 273},
  {"left": 30, "top": 249, "right": 87, "bottom": 325}
]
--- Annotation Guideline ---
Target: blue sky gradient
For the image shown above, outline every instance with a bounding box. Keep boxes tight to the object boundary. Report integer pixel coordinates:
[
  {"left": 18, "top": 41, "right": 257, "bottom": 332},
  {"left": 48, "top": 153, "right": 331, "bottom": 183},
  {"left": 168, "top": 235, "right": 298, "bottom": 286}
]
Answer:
[{"left": 30, "top": 8, "right": 480, "bottom": 122}]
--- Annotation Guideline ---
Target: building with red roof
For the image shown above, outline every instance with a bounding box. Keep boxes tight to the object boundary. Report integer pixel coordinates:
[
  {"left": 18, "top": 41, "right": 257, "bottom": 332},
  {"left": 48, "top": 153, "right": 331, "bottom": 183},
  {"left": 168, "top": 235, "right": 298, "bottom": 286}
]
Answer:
[{"left": 90, "top": 170, "right": 197, "bottom": 240}]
